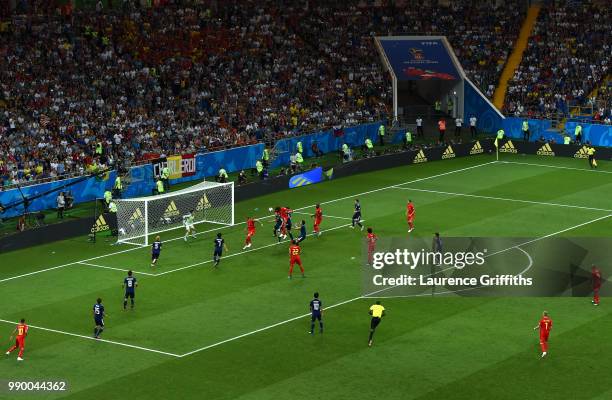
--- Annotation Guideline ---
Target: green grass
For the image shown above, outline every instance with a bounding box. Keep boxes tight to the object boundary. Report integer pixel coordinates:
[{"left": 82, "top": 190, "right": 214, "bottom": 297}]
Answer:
[{"left": 0, "top": 153, "right": 610, "bottom": 399}]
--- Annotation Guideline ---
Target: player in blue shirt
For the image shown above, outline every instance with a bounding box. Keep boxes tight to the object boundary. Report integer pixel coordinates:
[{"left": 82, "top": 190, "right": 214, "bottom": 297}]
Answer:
[
  {"left": 273, "top": 208, "right": 283, "bottom": 242},
  {"left": 296, "top": 219, "right": 307, "bottom": 243},
  {"left": 309, "top": 292, "right": 323, "bottom": 334},
  {"left": 213, "top": 233, "right": 228, "bottom": 267},
  {"left": 150, "top": 235, "right": 162, "bottom": 267},
  {"left": 123, "top": 270, "right": 138, "bottom": 310},
  {"left": 286, "top": 207, "right": 294, "bottom": 240},
  {"left": 351, "top": 199, "right": 364, "bottom": 230},
  {"left": 93, "top": 298, "right": 107, "bottom": 339}
]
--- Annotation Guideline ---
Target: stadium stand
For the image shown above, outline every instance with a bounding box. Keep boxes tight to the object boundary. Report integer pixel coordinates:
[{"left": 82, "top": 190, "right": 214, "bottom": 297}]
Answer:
[{"left": 503, "top": 1, "right": 611, "bottom": 119}]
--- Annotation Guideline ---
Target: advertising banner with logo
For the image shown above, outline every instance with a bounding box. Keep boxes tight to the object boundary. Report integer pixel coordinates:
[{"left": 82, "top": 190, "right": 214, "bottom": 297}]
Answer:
[
  {"left": 378, "top": 38, "right": 460, "bottom": 81},
  {"left": 496, "top": 139, "right": 612, "bottom": 160},
  {"left": 0, "top": 171, "right": 116, "bottom": 219},
  {"left": 288, "top": 167, "right": 323, "bottom": 189}
]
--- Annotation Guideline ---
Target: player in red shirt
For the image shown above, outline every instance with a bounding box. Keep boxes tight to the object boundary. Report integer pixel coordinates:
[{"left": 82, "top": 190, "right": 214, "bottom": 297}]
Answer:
[
  {"left": 312, "top": 204, "right": 323, "bottom": 236},
  {"left": 592, "top": 265, "right": 601, "bottom": 306},
  {"left": 243, "top": 216, "right": 263, "bottom": 249},
  {"left": 406, "top": 200, "right": 415, "bottom": 233},
  {"left": 5, "top": 318, "right": 28, "bottom": 361},
  {"left": 533, "top": 311, "right": 552, "bottom": 358},
  {"left": 366, "top": 227, "right": 377, "bottom": 265},
  {"left": 288, "top": 240, "right": 305, "bottom": 279},
  {"left": 279, "top": 206, "right": 291, "bottom": 239}
]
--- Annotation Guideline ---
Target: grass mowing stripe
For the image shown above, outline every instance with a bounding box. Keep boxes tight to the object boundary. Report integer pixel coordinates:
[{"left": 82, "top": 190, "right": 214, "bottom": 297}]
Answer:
[
  {"left": 392, "top": 186, "right": 612, "bottom": 212},
  {"left": 0, "top": 160, "right": 495, "bottom": 285},
  {"left": 0, "top": 318, "right": 181, "bottom": 358},
  {"left": 498, "top": 160, "right": 612, "bottom": 174}
]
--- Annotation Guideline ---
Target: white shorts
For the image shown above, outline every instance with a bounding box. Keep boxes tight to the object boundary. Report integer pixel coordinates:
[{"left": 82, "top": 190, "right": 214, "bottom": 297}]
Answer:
[{"left": 185, "top": 224, "right": 195, "bottom": 231}]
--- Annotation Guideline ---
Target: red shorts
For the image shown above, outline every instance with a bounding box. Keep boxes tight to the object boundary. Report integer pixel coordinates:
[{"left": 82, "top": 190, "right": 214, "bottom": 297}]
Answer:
[
  {"left": 540, "top": 333, "right": 549, "bottom": 342},
  {"left": 290, "top": 256, "right": 302, "bottom": 266},
  {"left": 407, "top": 217, "right": 414, "bottom": 223},
  {"left": 16, "top": 337, "right": 25, "bottom": 347},
  {"left": 247, "top": 229, "right": 255, "bottom": 238},
  {"left": 314, "top": 219, "right": 322, "bottom": 226}
]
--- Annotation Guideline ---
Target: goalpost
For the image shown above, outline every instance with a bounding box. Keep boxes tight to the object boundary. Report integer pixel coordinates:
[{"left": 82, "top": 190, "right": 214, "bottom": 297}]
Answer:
[{"left": 114, "top": 181, "right": 234, "bottom": 246}]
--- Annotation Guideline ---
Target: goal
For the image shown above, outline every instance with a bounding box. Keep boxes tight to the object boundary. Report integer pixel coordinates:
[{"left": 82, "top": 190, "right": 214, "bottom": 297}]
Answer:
[{"left": 114, "top": 181, "right": 234, "bottom": 246}]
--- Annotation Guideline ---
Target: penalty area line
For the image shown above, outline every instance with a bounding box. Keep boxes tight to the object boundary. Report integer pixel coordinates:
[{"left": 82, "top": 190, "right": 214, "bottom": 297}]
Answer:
[{"left": 77, "top": 262, "right": 157, "bottom": 276}]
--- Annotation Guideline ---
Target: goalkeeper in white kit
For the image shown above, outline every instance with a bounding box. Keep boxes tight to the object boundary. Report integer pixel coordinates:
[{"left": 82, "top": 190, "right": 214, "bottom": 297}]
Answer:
[{"left": 183, "top": 210, "right": 197, "bottom": 241}]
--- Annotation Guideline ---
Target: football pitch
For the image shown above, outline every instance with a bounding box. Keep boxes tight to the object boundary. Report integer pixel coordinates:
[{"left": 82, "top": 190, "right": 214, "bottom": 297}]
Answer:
[{"left": 1, "top": 153, "right": 611, "bottom": 400}]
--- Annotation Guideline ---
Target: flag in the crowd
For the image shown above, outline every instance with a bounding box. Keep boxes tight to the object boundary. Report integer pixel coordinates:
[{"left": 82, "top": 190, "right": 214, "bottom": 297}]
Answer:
[
  {"left": 325, "top": 168, "right": 334, "bottom": 179},
  {"left": 333, "top": 126, "right": 344, "bottom": 137},
  {"left": 494, "top": 138, "right": 499, "bottom": 148}
]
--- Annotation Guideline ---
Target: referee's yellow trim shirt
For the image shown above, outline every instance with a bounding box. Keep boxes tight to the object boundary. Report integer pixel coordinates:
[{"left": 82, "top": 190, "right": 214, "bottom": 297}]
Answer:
[{"left": 370, "top": 304, "right": 385, "bottom": 318}]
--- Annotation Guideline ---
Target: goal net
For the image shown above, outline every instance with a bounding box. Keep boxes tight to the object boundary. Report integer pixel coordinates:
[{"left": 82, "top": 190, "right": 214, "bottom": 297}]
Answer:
[{"left": 115, "top": 181, "right": 234, "bottom": 246}]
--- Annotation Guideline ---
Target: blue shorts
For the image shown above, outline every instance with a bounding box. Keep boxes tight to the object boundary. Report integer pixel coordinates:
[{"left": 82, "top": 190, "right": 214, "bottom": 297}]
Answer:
[
  {"left": 311, "top": 312, "right": 322, "bottom": 321},
  {"left": 286, "top": 220, "right": 292, "bottom": 230},
  {"left": 151, "top": 252, "right": 160, "bottom": 260},
  {"left": 125, "top": 290, "right": 135, "bottom": 299},
  {"left": 214, "top": 248, "right": 223, "bottom": 257},
  {"left": 352, "top": 212, "right": 361, "bottom": 221},
  {"left": 94, "top": 317, "right": 104, "bottom": 327}
]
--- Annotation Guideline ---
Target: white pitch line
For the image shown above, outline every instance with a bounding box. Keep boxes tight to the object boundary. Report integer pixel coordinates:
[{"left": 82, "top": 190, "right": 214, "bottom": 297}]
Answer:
[
  {"left": 393, "top": 186, "right": 612, "bottom": 213},
  {"left": 0, "top": 318, "right": 180, "bottom": 358},
  {"left": 0, "top": 160, "right": 495, "bottom": 285},
  {"left": 78, "top": 262, "right": 157, "bottom": 276},
  {"left": 179, "top": 214, "right": 609, "bottom": 357},
  {"left": 154, "top": 221, "right": 363, "bottom": 276},
  {"left": 498, "top": 160, "right": 612, "bottom": 174},
  {"left": 292, "top": 211, "right": 353, "bottom": 220},
  {"left": 485, "top": 214, "right": 611, "bottom": 259}
]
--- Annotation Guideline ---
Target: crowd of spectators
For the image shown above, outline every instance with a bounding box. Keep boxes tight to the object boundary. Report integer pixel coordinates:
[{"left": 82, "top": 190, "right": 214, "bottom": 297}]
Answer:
[
  {"left": 3, "top": 0, "right": 606, "bottom": 190},
  {"left": 504, "top": 1, "right": 610, "bottom": 119}
]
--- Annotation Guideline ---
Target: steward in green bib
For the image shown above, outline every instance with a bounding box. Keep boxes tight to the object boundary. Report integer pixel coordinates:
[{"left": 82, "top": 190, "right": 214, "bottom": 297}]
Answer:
[
  {"left": 563, "top": 136, "right": 571, "bottom": 145},
  {"left": 96, "top": 142, "right": 103, "bottom": 156},
  {"left": 217, "top": 167, "right": 228, "bottom": 183},
  {"left": 378, "top": 125, "right": 385, "bottom": 146},
  {"left": 262, "top": 148, "right": 270, "bottom": 167},
  {"left": 522, "top": 120, "right": 530, "bottom": 142},
  {"left": 108, "top": 201, "right": 117, "bottom": 213},
  {"left": 113, "top": 176, "right": 122, "bottom": 198},
  {"left": 364, "top": 138, "right": 374, "bottom": 157},
  {"left": 156, "top": 178, "right": 165, "bottom": 195},
  {"left": 256, "top": 160, "right": 264, "bottom": 179},
  {"left": 104, "top": 190, "right": 112, "bottom": 206},
  {"left": 447, "top": 98, "right": 453, "bottom": 115},
  {"left": 404, "top": 130, "right": 413, "bottom": 149},
  {"left": 574, "top": 125, "right": 582, "bottom": 143},
  {"left": 295, "top": 152, "right": 304, "bottom": 170},
  {"left": 296, "top": 141, "right": 303, "bottom": 154},
  {"left": 342, "top": 143, "right": 351, "bottom": 162},
  {"left": 161, "top": 166, "right": 170, "bottom": 190}
]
